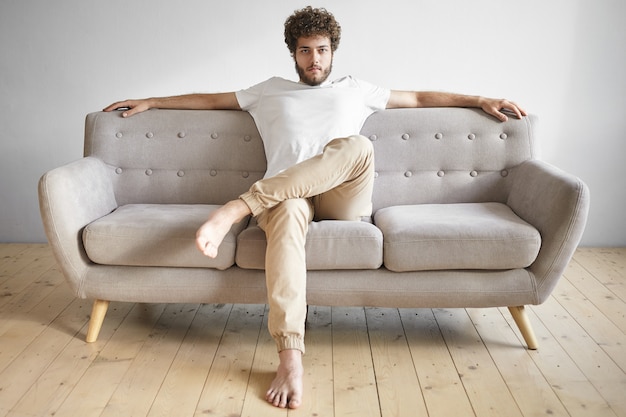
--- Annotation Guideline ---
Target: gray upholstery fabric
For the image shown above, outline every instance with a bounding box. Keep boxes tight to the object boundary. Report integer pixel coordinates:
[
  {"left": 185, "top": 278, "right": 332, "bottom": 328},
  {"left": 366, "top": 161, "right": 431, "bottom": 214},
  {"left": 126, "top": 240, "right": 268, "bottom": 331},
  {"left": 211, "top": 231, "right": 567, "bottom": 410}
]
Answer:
[
  {"left": 507, "top": 159, "right": 590, "bottom": 302},
  {"left": 236, "top": 219, "right": 383, "bottom": 270},
  {"left": 364, "top": 108, "right": 536, "bottom": 211},
  {"left": 84, "top": 109, "right": 265, "bottom": 206},
  {"left": 375, "top": 202, "right": 540, "bottom": 272},
  {"left": 83, "top": 204, "right": 248, "bottom": 270}
]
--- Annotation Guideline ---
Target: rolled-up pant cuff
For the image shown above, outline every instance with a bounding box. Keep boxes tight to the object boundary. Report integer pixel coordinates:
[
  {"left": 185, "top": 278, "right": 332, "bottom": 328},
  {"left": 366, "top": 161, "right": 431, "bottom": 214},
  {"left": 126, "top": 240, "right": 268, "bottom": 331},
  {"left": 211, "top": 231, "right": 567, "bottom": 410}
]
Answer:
[
  {"left": 276, "top": 335, "right": 305, "bottom": 355},
  {"left": 239, "top": 191, "right": 264, "bottom": 217}
]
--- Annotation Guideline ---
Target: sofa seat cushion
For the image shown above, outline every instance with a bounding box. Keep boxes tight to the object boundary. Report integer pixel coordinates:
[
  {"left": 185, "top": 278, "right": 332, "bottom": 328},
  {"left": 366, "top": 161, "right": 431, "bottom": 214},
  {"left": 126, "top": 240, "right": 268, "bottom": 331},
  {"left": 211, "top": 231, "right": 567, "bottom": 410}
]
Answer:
[
  {"left": 83, "top": 204, "right": 248, "bottom": 270},
  {"left": 374, "top": 202, "right": 541, "bottom": 272},
  {"left": 236, "top": 219, "right": 383, "bottom": 270}
]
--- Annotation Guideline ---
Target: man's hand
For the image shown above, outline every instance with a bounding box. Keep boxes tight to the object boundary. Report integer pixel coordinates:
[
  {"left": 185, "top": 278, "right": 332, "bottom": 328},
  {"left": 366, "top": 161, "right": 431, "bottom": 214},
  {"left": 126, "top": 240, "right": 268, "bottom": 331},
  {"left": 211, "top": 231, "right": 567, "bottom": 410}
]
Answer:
[
  {"left": 478, "top": 97, "right": 527, "bottom": 122},
  {"left": 103, "top": 99, "right": 153, "bottom": 117}
]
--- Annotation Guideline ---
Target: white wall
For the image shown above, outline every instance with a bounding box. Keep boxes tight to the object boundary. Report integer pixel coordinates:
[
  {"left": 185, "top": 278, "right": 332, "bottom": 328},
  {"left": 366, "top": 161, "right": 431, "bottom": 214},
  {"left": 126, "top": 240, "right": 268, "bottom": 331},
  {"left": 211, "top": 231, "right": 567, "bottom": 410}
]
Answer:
[{"left": 1, "top": 0, "right": 624, "bottom": 246}]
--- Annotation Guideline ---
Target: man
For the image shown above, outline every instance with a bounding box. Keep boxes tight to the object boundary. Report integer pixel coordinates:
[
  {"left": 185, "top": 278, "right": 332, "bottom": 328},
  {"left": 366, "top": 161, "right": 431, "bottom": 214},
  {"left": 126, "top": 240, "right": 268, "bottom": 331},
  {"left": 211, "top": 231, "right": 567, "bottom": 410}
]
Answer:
[{"left": 104, "top": 6, "right": 526, "bottom": 409}]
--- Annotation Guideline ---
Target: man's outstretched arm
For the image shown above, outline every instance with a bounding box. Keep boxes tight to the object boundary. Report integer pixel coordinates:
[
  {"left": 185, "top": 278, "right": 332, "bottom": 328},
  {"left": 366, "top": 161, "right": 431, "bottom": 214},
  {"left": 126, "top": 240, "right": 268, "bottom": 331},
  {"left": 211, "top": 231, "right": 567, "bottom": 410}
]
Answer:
[
  {"left": 103, "top": 92, "right": 241, "bottom": 117},
  {"left": 387, "top": 90, "right": 527, "bottom": 122}
]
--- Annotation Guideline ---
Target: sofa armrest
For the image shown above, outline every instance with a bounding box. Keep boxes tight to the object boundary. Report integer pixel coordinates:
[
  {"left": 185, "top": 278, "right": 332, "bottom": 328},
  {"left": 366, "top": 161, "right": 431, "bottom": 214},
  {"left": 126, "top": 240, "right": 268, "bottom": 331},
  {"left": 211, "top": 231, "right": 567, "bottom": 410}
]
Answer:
[
  {"left": 507, "top": 159, "right": 590, "bottom": 302},
  {"left": 38, "top": 157, "right": 118, "bottom": 296}
]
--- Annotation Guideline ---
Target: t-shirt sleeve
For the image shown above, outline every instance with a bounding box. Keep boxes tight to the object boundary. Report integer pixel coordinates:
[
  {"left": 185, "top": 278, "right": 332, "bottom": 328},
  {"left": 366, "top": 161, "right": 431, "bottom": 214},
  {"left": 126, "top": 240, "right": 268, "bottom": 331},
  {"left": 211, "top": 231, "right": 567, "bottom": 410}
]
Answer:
[
  {"left": 235, "top": 78, "right": 274, "bottom": 112},
  {"left": 353, "top": 78, "right": 391, "bottom": 111}
]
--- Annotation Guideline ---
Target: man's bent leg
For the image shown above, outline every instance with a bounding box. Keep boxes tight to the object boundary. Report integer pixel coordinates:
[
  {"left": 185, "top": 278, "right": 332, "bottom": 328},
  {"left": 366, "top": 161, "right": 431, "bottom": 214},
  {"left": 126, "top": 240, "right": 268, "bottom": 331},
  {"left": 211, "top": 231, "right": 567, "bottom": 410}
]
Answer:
[
  {"left": 257, "top": 198, "right": 312, "bottom": 409},
  {"left": 197, "top": 135, "right": 374, "bottom": 257},
  {"left": 241, "top": 135, "right": 374, "bottom": 218}
]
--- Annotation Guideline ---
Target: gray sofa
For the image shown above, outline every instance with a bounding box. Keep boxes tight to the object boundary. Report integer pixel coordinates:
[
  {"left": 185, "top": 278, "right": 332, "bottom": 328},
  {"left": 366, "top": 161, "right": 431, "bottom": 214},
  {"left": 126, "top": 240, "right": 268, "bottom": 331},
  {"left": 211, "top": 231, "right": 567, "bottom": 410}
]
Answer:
[{"left": 38, "top": 108, "right": 590, "bottom": 349}]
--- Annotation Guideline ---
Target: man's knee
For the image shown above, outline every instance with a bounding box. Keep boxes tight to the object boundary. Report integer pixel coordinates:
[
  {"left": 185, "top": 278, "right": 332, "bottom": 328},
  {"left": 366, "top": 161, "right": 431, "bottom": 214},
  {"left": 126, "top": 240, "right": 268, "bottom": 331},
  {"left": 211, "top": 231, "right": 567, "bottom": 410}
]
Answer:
[
  {"left": 329, "top": 135, "right": 373, "bottom": 155},
  {"left": 349, "top": 134, "right": 374, "bottom": 151},
  {"left": 322, "top": 136, "right": 374, "bottom": 169}
]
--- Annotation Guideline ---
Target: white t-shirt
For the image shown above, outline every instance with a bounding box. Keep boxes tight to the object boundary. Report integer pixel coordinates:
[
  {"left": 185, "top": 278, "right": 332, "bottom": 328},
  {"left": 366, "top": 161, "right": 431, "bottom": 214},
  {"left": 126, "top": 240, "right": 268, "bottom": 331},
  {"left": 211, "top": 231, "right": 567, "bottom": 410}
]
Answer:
[{"left": 236, "top": 76, "right": 390, "bottom": 178}]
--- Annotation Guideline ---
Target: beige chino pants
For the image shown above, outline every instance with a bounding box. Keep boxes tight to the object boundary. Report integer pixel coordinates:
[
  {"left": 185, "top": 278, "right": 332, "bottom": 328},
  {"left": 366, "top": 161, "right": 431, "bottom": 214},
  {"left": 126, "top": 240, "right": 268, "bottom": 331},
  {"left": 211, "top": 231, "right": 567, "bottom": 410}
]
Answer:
[{"left": 239, "top": 135, "right": 375, "bottom": 353}]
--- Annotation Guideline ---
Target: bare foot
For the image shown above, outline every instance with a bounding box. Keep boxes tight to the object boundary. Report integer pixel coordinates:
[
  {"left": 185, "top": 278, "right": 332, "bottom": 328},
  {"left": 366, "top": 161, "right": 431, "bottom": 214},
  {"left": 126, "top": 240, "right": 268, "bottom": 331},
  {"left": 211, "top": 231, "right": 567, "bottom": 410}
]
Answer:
[
  {"left": 195, "top": 199, "right": 251, "bottom": 258},
  {"left": 265, "top": 349, "right": 304, "bottom": 409}
]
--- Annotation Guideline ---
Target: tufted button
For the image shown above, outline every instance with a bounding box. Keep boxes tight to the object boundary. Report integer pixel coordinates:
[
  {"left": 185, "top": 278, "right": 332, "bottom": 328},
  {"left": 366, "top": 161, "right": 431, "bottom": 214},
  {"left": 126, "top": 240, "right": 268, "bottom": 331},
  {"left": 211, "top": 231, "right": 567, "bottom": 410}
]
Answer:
[
  {"left": 146, "top": 132, "right": 154, "bottom": 139},
  {"left": 374, "top": 171, "right": 379, "bottom": 178},
  {"left": 468, "top": 133, "right": 476, "bottom": 140},
  {"left": 470, "top": 170, "right": 478, "bottom": 177},
  {"left": 211, "top": 133, "right": 219, "bottom": 139},
  {"left": 145, "top": 169, "right": 153, "bottom": 176},
  {"left": 210, "top": 170, "right": 217, "bottom": 177},
  {"left": 404, "top": 171, "right": 412, "bottom": 177},
  {"left": 177, "top": 170, "right": 185, "bottom": 177},
  {"left": 369, "top": 134, "right": 378, "bottom": 141},
  {"left": 115, "top": 167, "right": 123, "bottom": 174},
  {"left": 435, "top": 133, "right": 443, "bottom": 140},
  {"left": 401, "top": 133, "right": 410, "bottom": 140},
  {"left": 244, "top": 135, "right": 252, "bottom": 142},
  {"left": 115, "top": 132, "right": 123, "bottom": 138},
  {"left": 242, "top": 171, "right": 249, "bottom": 178},
  {"left": 500, "top": 133, "right": 508, "bottom": 140},
  {"left": 178, "top": 132, "right": 186, "bottom": 138},
  {"left": 501, "top": 169, "right": 509, "bottom": 177},
  {"left": 437, "top": 170, "right": 445, "bottom": 177}
]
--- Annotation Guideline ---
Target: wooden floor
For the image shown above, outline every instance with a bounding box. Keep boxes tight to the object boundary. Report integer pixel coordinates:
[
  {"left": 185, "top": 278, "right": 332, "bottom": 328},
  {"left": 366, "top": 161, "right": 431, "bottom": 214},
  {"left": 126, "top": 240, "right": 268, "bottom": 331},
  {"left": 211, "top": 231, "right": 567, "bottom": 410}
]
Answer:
[{"left": 0, "top": 245, "right": 625, "bottom": 417}]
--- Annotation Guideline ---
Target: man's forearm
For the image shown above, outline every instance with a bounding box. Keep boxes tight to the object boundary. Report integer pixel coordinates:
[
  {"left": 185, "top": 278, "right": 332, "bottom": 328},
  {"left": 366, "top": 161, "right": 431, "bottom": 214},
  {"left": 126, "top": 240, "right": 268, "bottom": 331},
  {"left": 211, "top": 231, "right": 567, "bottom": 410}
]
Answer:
[
  {"left": 414, "top": 91, "right": 483, "bottom": 108},
  {"left": 146, "top": 93, "right": 240, "bottom": 110}
]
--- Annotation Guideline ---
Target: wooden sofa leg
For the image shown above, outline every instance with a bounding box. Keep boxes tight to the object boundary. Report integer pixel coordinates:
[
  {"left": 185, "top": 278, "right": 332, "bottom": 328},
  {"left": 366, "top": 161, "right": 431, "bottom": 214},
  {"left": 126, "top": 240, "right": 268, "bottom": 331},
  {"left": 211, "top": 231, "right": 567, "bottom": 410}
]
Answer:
[
  {"left": 508, "top": 306, "right": 538, "bottom": 350},
  {"left": 86, "top": 299, "right": 110, "bottom": 343}
]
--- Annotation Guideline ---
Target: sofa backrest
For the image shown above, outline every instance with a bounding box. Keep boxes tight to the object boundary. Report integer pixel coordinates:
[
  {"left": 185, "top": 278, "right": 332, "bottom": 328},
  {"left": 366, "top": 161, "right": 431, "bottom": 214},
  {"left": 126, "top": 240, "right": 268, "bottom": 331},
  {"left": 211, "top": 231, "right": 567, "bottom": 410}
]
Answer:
[
  {"left": 85, "top": 109, "right": 266, "bottom": 206},
  {"left": 363, "top": 108, "right": 537, "bottom": 210},
  {"left": 84, "top": 108, "right": 537, "bottom": 210}
]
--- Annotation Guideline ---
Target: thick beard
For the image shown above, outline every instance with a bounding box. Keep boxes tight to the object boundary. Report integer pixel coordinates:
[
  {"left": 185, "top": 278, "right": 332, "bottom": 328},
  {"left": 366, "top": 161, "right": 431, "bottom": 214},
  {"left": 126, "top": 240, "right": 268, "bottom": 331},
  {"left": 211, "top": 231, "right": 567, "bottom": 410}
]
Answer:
[{"left": 296, "top": 62, "right": 332, "bottom": 86}]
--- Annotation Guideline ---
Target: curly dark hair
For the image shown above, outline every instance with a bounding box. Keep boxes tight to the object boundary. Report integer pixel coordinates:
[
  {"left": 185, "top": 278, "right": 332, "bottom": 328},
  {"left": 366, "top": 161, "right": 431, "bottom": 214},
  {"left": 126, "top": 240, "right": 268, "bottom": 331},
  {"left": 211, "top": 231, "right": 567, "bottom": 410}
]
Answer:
[{"left": 284, "top": 6, "right": 341, "bottom": 55}]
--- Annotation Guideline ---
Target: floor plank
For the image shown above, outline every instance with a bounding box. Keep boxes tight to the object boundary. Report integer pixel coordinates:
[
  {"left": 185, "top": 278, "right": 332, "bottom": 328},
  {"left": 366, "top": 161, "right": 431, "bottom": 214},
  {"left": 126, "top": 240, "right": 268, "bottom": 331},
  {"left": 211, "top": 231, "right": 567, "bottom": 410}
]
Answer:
[
  {"left": 501, "top": 305, "right": 619, "bottom": 417},
  {"left": 196, "top": 304, "right": 265, "bottom": 417},
  {"left": 468, "top": 307, "right": 570, "bottom": 416},
  {"left": 332, "top": 306, "right": 380, "bottom": 417},
  {"left": 565, "top": 257, "right": 626, "bottom": 333},
  {"left": 0, "top": 296, "right": 90, "bottom": 412},
  {"left": 51, "top": 303, "right": 168, "bottom": 417},
  {"left": 433, "top": 308, "right": 524, "bottom": 417},
  {"left": 533, "top": 295, "right": 626, "bottom": 416},
  {"left": 239, "top": 305, "right": 287, "bottom": 417},
  {"left": 146, "top": 303, "right": 231, "bottom": 417},
  {"left": 0, "top": 244, "right": 55, "bottom": 296},
  {"left": 400, "top": 308, "right": 475, "bottom": 417},
  {"left": 100, "top": 303, "right": 201, "bottom": 417},
  {"left": 556, "top": 275, "right": 626, "bottom": 371},
  {"left": 366, "top": 307, "right": 428, "bottom": 417},
  {"left": 0, "top": 274, "right": 77, "bottom": 374},
  {"left": 300, "top": 305, "right": 335, "bottom": 417},
  {"left": 7, "top": 302, "right": 134, "bottom": 417},
  {"left": 575, "top": 248, "right": 626, "bottom": 302}
]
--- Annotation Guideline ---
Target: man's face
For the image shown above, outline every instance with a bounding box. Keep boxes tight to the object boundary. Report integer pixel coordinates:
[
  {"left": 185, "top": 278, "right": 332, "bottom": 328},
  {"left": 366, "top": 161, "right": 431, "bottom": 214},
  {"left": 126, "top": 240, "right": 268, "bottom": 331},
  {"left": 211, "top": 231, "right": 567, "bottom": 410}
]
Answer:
[{"left": 294, "top": 35, "right": 333, "bottom": 86}]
